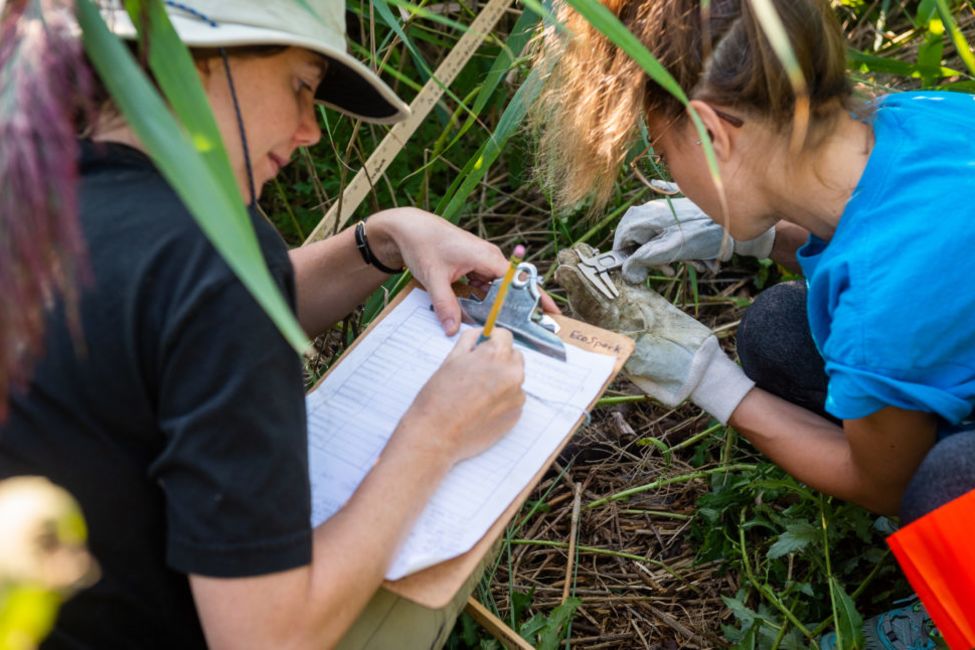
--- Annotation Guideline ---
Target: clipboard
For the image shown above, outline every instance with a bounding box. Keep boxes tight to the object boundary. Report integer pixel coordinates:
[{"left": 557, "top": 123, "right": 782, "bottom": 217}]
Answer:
[{"left": 308, "top": 280, "right": 633, "bottom": 609}]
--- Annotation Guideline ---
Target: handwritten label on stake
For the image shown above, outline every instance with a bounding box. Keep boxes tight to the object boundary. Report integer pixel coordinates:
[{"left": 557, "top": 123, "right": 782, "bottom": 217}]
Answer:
[{"left": 302, "top": 0, "right": 516, "bottom": 245}]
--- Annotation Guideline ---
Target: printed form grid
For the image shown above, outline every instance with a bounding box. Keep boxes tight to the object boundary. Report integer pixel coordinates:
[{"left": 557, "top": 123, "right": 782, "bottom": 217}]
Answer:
[{"left": 306, "top": 290, "right": 615, "bottom": 579}]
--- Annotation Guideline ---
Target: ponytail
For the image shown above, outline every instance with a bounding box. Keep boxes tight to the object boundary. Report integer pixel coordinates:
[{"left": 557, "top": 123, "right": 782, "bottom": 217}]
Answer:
[
  {"left": 532, "top": 0, "right": 855, "bottom": 212},
  {"left": 699, "top": 0, "right": 851, "bottom": 137}
]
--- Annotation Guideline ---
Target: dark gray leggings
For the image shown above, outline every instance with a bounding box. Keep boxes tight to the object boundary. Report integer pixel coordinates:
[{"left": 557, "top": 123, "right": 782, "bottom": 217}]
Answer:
[{"left": 736, "top": 281, "right": 975, "bottom": 524}]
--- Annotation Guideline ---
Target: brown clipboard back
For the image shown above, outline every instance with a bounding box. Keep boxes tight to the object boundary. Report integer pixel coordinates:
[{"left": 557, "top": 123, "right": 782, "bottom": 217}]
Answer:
[{"left": 309, "top": 282, "right": 634, "bottom": 609}]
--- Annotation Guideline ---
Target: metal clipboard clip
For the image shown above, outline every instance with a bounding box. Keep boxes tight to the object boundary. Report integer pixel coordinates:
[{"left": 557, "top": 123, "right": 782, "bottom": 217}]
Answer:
[{"left": 457, "top": 262, "right": 567, "bottom": 362}]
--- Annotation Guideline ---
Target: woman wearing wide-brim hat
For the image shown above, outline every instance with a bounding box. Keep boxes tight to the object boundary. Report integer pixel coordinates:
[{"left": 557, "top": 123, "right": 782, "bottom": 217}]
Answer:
[{"left": 0, "top": 1, "right": 552, "bottom": 647}]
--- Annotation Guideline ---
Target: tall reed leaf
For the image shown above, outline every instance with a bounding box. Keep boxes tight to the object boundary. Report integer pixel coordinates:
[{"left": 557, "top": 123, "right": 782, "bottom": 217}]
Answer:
[
  {"left": 405, "top": 7, "right": 539, "bottom": 181},
  {"left": 935, "top": 0, "right": 975, "bottom": 77},
  {"left": 748, "top": 0, "right": 810, "bottom": 150},
  {"left": 371, "top": 0, "right": 431, "bottom": 83},
  {"left": 917, "top": 2, "right": 947, "bottom": 88},
  {"left": 77, "top": 0, "right": 309, "bottom": 354},
  {"left": 437, "top": 68, "right": 544, "bottom": 222},
  {"left": 383, "top": 0, "right": 469, "bottom": 34},
  {"left": 518, "top": 0, "right": 560, "bottom": 31},
  {"left": 367, "top": 0, "right": 480, "bottom": 124},
  {"left": 0, "top": 0, "right": 91, "bottom": 420}
]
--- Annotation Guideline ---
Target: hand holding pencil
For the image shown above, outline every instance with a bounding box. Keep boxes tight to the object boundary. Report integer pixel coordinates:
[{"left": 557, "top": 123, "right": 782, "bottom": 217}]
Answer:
[
  {"left": 410, "top": 323, "right": 526, "bottom": 463},
  {"left": 478, "top": 244, "right": 525, "bottom": 344}
]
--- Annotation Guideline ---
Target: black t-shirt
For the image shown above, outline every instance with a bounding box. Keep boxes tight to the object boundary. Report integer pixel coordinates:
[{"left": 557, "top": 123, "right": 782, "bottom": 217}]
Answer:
[{"left": 0, "top": 142, "right": 312, "bottom": 648}]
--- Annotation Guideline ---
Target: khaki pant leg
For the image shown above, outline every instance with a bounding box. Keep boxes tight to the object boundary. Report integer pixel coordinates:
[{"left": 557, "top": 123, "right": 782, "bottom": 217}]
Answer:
[{"left": 336, "top": 544, "right": 500, "bottom": 650}]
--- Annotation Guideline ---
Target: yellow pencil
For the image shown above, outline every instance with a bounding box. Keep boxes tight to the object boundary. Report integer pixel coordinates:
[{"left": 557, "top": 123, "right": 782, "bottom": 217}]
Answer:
[{"left": 478, "top": 244, "right": 525, "bottom": 343}]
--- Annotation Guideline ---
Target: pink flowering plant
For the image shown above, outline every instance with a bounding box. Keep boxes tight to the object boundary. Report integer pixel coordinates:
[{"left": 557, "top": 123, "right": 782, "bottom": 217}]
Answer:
[{"left": 0, "top": 0, "right": 91, "bottom": 421}]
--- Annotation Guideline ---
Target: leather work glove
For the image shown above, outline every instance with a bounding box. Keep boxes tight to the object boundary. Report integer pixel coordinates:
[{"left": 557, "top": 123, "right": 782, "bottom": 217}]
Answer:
[
  {"left": 555, "top": 244, "right": 754, "bottom": 424},
  {"left": 613, "top": 194, "right": 775, "bottom": 284}
]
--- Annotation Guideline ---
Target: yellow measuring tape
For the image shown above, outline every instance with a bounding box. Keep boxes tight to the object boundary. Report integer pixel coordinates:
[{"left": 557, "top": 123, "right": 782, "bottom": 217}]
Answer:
[{"left": 303, "top": 0, "right": 516, "bottom": 245}]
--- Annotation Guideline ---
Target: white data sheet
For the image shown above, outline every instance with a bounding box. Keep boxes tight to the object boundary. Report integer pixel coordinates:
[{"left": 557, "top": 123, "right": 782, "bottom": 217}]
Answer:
[{"left": 306, "top": 289, "right": 616, "bottom": 580}]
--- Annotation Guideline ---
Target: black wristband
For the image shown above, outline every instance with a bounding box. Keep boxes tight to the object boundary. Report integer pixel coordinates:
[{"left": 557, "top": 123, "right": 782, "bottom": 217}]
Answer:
[{"left": 354, "top": 221, "right": 402, "bottom": 275}]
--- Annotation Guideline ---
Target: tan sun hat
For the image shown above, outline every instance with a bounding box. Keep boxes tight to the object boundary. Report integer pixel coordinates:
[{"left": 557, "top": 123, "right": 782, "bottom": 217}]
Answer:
[{"left": 99, "top": 0, "right": 410, "bottom": 124}]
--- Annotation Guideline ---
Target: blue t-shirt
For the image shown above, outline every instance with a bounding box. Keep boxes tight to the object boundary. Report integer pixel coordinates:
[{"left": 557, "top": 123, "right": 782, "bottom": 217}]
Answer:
[{"left": 797, "top": 91, "right": 975, "bottom": 432}]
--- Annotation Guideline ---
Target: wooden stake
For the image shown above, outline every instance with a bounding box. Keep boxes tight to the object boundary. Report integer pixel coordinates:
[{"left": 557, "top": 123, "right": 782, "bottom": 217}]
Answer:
[
  {"left": 465, "top": 597, "right": 535, "bottom": 650},
  {"left": 562, "top": 482, "right": 582, "bottom": 603}
]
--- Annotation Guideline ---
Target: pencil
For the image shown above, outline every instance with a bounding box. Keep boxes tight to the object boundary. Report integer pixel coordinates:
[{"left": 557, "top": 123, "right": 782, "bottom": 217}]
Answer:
[{"left": 478, "top": 244, "right": 525, "bottom": 343}]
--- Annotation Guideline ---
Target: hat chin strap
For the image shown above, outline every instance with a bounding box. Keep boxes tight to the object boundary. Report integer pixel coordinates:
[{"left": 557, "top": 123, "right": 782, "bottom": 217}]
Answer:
[
  {"left": 159, "top": 3, "right": 257, "bottom": 204},
  {"left": 219, "top": 47, "right": 257, "bottom": 206}
]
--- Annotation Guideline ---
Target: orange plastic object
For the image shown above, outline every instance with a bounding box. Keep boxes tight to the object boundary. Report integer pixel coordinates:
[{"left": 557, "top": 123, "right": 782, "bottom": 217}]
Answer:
[{"left": 887, "top": 488, "right": 975, "bottom": 649}]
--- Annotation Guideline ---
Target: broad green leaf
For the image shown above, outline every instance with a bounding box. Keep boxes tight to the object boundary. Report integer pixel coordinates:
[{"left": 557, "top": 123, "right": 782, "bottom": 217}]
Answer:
[
  {"left": 854, "top": 52, "right": 967, "bottom": 80},
  {"left": 767, "top": 521, "right": 819, "bottom": 559},
  {"left": 721, "top": 594, "right": 758, "bottom": 627},
  {"left": 536, "top": 597, "right": 580, "bottom": 650},
  {"left": 518, "top": 612, "right": 548, "bottom": 640},
  {"left": 943, "top": 80, "right": 975, "bottom": 92},
  {"left": 829, "top": 577, "right": 864, "bottom": 649},
  {"left": 459, "top": 612, "right": 481, "bottom": 645},
  {"left": 510, "top": 588, "right": 535, "bottom": 624},
  {"left": 77, "top": 0, "right": 309, "bottom": 354}
]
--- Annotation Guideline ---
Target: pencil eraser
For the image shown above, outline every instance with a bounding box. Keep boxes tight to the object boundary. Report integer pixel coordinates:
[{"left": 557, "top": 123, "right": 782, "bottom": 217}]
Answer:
[{"left": 514, "top": 244, "right": 526, "bottom": 258}]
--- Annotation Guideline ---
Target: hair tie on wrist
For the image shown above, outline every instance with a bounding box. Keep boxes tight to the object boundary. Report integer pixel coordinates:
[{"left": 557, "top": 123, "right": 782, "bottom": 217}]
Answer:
[{"left": 354, "top": 221, "right": 402, "bottom": 275}]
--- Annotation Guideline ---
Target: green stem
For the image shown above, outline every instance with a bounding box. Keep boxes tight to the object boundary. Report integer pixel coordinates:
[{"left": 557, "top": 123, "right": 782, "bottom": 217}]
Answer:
[
  {"left": 821, "top": 498, "right": 842, "bottom": 648},
  {"left": 586, "top": 464, "right": 756, "bottom": 509},
  {"left": 667, "top": 422, "right": 724, "bottom": 453},
  {"left": 618, "top": 509, "right": 692, "bottom": 520},
  {"left": 594, "top": 395, "right": 648, "bottom": 406},
  {"left": 737, "top": 512, "right": 814, "bottom": 640},
  {"left": 810, "top": 548, "right": 892, "bottom": 637}
]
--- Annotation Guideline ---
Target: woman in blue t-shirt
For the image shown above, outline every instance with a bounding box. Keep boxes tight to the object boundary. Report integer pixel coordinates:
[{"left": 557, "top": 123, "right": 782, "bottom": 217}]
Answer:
[{"left": 535, "top": 0, "right": 973, "bottom": 644}]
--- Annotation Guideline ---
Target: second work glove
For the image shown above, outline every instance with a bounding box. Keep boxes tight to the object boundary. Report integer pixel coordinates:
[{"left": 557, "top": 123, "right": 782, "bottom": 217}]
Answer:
[
  {"left": 555, "top": 244, "right": 754, "bottom": 424},
  {"left": 613, "top": 196, "right": 775, "bottom": 284}
]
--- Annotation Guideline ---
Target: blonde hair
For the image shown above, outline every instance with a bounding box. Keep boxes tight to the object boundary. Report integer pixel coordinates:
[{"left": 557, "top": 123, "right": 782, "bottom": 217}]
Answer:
[{"left": 532, "top": 0, "right": 853, "bottom": 211}]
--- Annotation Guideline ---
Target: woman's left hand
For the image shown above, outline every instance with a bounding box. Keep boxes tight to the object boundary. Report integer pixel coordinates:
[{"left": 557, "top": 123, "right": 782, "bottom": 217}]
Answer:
[{"left": 366, "top": 208, "right": 559, "bottom": 334}]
